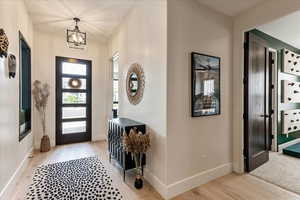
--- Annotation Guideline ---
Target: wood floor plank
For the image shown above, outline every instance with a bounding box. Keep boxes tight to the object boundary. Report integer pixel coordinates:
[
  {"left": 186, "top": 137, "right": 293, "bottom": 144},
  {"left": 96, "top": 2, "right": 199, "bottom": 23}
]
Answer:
[{"left": 174, "top": 173, "right": 300, "bottom": 200}]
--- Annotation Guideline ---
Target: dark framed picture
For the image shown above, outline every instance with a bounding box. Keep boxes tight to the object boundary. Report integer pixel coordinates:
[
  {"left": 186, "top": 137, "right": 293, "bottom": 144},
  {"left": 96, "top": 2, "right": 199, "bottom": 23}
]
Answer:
[{"left": 191, "top": 52, "right": 220, "bottom": 117}]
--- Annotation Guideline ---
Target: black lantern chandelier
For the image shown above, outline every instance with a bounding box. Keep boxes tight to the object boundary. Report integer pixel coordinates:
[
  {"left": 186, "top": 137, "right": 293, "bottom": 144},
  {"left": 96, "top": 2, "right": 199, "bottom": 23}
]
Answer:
[{"left": 67, "top": 18, "right": 87, "bottom": 49}]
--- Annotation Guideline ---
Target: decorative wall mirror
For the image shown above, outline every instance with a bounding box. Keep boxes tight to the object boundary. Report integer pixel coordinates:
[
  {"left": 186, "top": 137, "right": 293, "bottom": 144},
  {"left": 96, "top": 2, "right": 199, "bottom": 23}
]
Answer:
[{"left": 126, "top": 63, "right": 145, "bottom": 105}]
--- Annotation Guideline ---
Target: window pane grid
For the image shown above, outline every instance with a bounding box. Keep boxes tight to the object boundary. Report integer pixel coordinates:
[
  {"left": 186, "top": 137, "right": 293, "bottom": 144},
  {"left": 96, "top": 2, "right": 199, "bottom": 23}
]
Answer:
[
  {"left": 112, "top": 54, "right": 119, "bottom": 115},
  {"left": 63, "top": 92, "right": 86, "bottom": 104},
  {"left": 62, "top": 121, "right": 86, "bottom": 134},
  {"left": 112, "top": 56, "right": 118, "bottom": 98},
  {"left": 62, "top": 107, "right": 86, "bottom": 119},
  {"left": 62, "top": 62, "right": 87, "bottom": 75}
]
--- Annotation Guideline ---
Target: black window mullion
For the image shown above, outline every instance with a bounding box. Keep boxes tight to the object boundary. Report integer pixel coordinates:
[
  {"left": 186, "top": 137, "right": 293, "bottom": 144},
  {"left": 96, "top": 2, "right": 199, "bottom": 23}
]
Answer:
[
  {"left": 62, "top": 103, "right": 87, "bottom": 107},
  {"left": 62, "top": 117, "right": 87, "bottom": 122},
  {"left": 62, "top": 89, "right": 87, "bottom": 93},
  {"left": 62, "top": 74, "right": 87, "bottom": 79}
]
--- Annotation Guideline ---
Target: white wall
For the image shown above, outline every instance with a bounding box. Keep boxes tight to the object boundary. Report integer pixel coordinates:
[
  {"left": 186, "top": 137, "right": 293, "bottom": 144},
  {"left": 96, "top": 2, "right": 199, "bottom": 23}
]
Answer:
[
  {"left": 166, "top": 0, "right": 233, "bottom": 197},
  {"left": 108, "top": 0, "right": 168, "bottom": 196},
  {"left": 0, "top": 0, "right": 34, "bottom": 198},
  {"left": 33, "top": 30, "right": 109, "bottom": 149}
]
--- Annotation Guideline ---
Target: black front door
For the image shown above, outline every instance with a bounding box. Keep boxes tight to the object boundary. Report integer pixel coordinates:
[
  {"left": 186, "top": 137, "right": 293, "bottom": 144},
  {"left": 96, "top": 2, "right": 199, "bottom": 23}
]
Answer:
[
  {"left": 244, "top": 32, "right": 272, "bottom": 172},
  {"left": 56, "top": 57, "right": 92, "bottom": 145}
]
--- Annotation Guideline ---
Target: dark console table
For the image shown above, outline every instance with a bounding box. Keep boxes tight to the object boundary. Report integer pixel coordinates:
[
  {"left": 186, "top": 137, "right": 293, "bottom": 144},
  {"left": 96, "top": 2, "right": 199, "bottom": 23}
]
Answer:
[{"left": 108, "top": 118, "right": 146, "bottom": 181}]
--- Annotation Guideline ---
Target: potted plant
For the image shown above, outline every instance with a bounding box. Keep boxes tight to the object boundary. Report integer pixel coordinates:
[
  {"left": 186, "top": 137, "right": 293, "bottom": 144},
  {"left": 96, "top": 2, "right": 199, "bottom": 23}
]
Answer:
[
  {"left": 32, "top": 80, "right": 50, "bottom": 152},
  {"left": 122, "top": 128, "right": 150, "bottom": 189}
]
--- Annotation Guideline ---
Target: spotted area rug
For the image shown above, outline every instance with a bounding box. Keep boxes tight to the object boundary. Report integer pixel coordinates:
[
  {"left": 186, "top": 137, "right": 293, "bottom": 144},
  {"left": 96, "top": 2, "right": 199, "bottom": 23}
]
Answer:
[{"left": 26, "top": 157, "right": 123, "bottom": 200}]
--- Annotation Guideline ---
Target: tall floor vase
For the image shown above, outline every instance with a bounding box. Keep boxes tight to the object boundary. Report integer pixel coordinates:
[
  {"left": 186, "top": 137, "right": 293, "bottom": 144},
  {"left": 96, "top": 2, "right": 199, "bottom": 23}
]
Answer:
[
  {"left": 134, "top": 152, "right": 143, "bottom": 189},
  {"left": 40, "top": 135, "right": 51, "bottom": 152}
]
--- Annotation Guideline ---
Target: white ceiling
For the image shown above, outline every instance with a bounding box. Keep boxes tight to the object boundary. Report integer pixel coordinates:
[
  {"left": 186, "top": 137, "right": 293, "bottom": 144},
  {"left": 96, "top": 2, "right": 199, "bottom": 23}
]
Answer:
[
  {"left": 25, "top": 0, "right": 269, "bottom": 43},
  {"left": 196, "top": 0, "right": 266, "bottom": 16},
  {"left": 258, "top": 10, "right": 300, "bottom": 49},
  {"left": 24, "top": 0, "right": 138, "bottom": 42}
]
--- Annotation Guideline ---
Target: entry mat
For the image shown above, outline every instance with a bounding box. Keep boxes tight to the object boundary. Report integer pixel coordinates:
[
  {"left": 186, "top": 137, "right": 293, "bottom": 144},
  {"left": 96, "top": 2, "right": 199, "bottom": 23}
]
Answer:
[
  {"left": 283, "top": 142, "right": 300, "bottom": 158},
  {"left": 250, "top": 152, "right": 300, "bottom": 196},
  {"left": 26, "top": 156, "right": 123, "bottom": 200}
]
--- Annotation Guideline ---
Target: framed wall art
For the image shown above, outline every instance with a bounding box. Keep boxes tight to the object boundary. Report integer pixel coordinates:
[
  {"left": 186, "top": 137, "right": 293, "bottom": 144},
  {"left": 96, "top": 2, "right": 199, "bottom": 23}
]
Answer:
[{"left": 191, "top": 52, "right": 220, "bottom": 117}]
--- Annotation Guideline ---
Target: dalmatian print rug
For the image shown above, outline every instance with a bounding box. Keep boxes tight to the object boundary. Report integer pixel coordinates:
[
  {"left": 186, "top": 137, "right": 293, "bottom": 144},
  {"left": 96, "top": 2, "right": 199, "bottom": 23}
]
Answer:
[{"left": 26, "top": 156, "right": 123, "bottom": 200}]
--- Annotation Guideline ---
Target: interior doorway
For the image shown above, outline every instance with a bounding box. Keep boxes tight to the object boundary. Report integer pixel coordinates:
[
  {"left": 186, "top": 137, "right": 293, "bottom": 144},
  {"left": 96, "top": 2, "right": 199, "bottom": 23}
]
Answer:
[
  {"left": 55, "top": 56, "right": 92, "bottom": 145},
  {"left": 243, "top": 13, "right": 300, "bottom": 194}
]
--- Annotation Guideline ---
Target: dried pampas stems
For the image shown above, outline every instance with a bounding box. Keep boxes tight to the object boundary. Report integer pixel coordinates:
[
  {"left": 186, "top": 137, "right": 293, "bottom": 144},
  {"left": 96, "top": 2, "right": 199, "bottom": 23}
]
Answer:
[
  {"left": 122, "top": 128, "right": 150, "bottom": 154},
  {"left": 32, "top": 80, "right": 50, "bottom": 152}
]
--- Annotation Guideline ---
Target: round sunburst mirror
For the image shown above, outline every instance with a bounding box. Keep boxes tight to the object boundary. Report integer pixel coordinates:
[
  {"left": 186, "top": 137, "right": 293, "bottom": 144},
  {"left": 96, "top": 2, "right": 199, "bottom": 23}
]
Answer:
[
  {"left": 126, "top": 63, "right": 145, "bottom": 105},
  {"left": 68, "top": 78, "right": 82, "bottom": 89}
]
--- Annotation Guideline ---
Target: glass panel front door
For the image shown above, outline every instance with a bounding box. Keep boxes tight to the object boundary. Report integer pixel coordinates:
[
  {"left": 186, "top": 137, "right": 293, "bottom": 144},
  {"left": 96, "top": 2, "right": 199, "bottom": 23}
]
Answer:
[{"left": 56, "top": 57, "right": 92, "bottom": 145}]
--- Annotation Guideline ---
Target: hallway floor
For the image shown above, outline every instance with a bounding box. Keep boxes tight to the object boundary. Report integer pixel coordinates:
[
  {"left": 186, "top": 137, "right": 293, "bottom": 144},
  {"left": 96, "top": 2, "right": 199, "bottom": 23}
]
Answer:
[
  {"left": 251, "top": 151, "right": 300, "bottom": 196},
  {"left": 12, "top": 142, "right": 162, "bottom": 200},
  {"left": 12, "top": 142, "right": 300, "bottom": 200}
]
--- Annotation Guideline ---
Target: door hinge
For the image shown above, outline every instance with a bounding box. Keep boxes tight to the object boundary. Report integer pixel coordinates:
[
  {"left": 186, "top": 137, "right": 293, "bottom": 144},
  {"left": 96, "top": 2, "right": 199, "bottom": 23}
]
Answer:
[
  {"left": 271, "top": 84, "right": 275, "bottom": 89},
  {"left": 271, "top": 59, "right": 275, "bottom": 64},
  {"left": 243, "top": 78, "right": 247, "bottom": 85},
  {"left": 244, "top": 42, "right": 248, "bottom": 49}
]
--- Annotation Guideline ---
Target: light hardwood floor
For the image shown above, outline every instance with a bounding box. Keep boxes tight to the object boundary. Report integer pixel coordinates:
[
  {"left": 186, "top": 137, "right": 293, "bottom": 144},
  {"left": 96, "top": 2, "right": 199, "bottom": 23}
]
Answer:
[
  {"left": 12, "top": 141, "right": 300, "bottom": 200},
  {"left": 173, "top": 174, "right": 300, "bottom": 200}
]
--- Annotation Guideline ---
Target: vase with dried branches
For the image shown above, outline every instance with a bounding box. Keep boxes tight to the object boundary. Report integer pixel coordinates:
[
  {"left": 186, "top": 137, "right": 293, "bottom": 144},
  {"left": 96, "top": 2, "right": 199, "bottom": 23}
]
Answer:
[
  {"left": 122, "top": 128, "right": 150, "bottom": 189},
  {"left": 32, "top": 80, "right": 50, "bottom": 152}
]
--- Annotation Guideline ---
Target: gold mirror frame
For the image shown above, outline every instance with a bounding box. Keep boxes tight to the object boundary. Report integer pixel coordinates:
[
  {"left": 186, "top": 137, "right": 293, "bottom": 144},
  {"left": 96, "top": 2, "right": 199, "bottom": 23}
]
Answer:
[{"left": 126, "top": 63, "right": 145, "bottom": 105}]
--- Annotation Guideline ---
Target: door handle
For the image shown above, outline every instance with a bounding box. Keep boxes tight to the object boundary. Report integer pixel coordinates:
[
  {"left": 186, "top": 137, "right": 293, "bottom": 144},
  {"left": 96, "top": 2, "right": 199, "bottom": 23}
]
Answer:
[{"left": 260, "top": 114, "right": 270, "bottom": 118}]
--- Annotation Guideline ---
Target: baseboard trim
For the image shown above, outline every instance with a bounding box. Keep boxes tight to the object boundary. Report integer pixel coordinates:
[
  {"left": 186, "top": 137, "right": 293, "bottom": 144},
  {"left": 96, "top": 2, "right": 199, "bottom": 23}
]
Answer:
[
  {"left": 144, "top": 169, "right": 168, "bottom": 199},
  {"left": 166, "top": 163, "right": 232, "bottom": 199},
  {"left": 0, "top": 148, "right": 33, "bottom": 200},
  {"left": 144, "top": 163, "right": 232, "bottom": 200},
  {"left": 278, "top": 138, "right": 300, "bottom": 152},
  {"left": 92, "top": 134, "right": 107, "bottom": 142}
]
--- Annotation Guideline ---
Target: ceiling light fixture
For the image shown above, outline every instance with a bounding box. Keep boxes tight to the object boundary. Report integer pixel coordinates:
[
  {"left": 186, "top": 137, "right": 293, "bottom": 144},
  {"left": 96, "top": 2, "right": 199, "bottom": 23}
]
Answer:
[{"left": 67, "top": 18, "right": 87, "bottom": 50}]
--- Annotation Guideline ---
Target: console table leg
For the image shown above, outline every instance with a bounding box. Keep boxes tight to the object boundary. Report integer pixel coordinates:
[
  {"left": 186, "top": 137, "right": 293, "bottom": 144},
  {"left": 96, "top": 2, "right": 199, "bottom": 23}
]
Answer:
[{"left": 123, "top": 169, "right": 126, "bottom": 182}]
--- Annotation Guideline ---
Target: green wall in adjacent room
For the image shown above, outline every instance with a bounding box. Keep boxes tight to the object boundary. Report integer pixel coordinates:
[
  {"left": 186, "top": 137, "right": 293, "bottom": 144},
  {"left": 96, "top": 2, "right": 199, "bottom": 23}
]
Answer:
[{"left": 250, "top": 29, "right": 300, "bottom": 146}]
